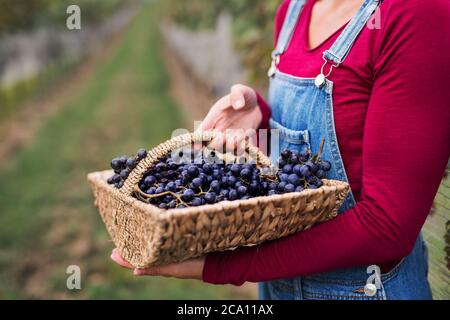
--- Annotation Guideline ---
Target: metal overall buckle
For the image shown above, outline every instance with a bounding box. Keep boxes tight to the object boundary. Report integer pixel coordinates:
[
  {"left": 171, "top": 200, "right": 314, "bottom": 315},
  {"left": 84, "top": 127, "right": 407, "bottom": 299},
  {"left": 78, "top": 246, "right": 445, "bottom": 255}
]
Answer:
[
  {"left": 267, "top": 53, "right": 280, "bottom": 78},
  {"left": 315, "top": 55, "right": 340, "bottom": 88}
]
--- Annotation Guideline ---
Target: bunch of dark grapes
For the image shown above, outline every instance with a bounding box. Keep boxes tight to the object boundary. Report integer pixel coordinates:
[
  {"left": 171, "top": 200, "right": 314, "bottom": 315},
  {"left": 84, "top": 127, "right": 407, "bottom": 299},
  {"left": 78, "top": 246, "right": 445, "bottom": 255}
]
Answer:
[
  {"left": 274, "top": 148, "right": 331, "bottom": 195},
  {"left": 107, "top": 148, "right": 147, "bottom": 188},
  {"left": 107, "top": 146, "right": 332, "bottom": 210},
  {"left": 133, "top": 150, "right": 278, "bottom": 209}
]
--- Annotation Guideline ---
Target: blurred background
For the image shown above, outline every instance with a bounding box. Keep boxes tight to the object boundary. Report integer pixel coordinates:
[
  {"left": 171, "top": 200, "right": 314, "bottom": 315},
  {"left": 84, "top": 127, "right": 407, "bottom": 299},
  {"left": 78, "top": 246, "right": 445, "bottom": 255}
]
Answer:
[{"left": 0, "top": 0, "right": 448, "bottom": 299}]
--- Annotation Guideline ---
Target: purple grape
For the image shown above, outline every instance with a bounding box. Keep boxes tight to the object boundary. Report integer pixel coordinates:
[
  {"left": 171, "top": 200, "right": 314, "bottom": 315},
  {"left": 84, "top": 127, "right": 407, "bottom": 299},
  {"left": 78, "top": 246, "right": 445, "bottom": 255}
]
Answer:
[
  {"left": 299, "top": 165, "right": 311, "bottom": 177},
  {"left": 230, "top": 164, "right": 241, "bottom": 176},
  {"left": 228, "top": 189, "right": 238, "bottom": 200},
  {"left": 191, "top": 197, "right": 202, "bottom": 206},
  {"left": 111, "top": 174, "right": 121, "bottom": 184},
  {"left": 191, "top": 177, "right": 202, "bottom": 188},
  {"left": 235, "top": 181, "right": 244, "bottom": 189},
  {"left": 182, "top": 189, "right": 195, "bottom": 201},
  {"left": 306, "top": 161, "right": 318, "bottom": 173},
  {"left": 137, "top": 149, "right": 147, "bottom": 160},
  {"left": 204, "top": 192, "right": 217, "bottom": 204},
  {"left": 290, "top": 154, "right": 299, "bottom": 165},
  {"left": 159, "top": 203, "right": 167, "bottom": 209},
  {"left": 210, "top": 180, "right": 221, "bottom": 193},
  {"left": 281, "top": 149, "right": 292, "bottom": 160},
  {"left": 166, "top": 182, "right": 177, "bottom": 192},
  {"left": 316, "top": 169, "right": 325, "bottom": 179},
  {"left": 240, "top": 168, "right": 251, "bottom": 179},
  {"left": 220, "top": 176, "right": 228, "bottom": 187},
  {"left": 144, "top": 175, "right": 156, "bottom": 186},
  {"left": 277, "top": 181, "right": 287, "bottom": 192},
  {"left": 220, "top": 189, "right": 229, "bottom": 197},
  {"left": 282, "top": 164, "right": 293, "bottom": 174},
  {"left": 284, "top": 183, "right": 295, "bottom": 193},
  {"left": 227, "top": 176, "right": 237, "bottom": 187},
  {"left": 155, "top": 186, "right": 165, "bottom": 194},
  {"left": 269, "top": 182, "right": 278, "bottom": 190},
  {"left": 116, "top": 180, "right": 124, "bottom": 188},
  {"left": 118, "top": 156, "right": 127, "bottom": 167},
  {"left": 187, "top": 165, "right": 199, "bottom": 178},
  {"left": 202, "top": 163, "right": 212, "bottom": 174},
  {"left": 287, "top": 174, "right": 301, "bottom": 186},
  {"left": 126, "top": 157, "right": 137, "bottom": 169},
  {"left": 111, "top": 158, "right": 122, "bottom": 171},
  {"left": 120, "top": 169, "right": 130, "bottom": 179},
  {"left": 293, "top": 164, "right": 303, "bottom": 176},
  {"left": 146, "top": 187, "right": 156, "bottom": 195},
  {"left": 168, "top": 200, "right": 177, "bottom": 208}
]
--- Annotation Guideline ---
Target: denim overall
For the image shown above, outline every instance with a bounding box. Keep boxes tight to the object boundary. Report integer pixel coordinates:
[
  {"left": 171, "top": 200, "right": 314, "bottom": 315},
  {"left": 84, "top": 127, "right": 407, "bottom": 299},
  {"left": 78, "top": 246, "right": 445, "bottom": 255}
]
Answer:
[{"left": 260, "top": 0, "right": 432, "bottom": 300}]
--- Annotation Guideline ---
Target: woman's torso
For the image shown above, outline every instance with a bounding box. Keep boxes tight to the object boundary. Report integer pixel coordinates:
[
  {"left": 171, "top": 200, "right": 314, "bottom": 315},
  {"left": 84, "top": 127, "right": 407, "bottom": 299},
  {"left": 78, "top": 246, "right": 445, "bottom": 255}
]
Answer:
[
  {"left": 275, "top": 0, "right": 381, "bottom": 202},
  {"left": 261, "top": 0, "right": 433, "bottom": 299}
]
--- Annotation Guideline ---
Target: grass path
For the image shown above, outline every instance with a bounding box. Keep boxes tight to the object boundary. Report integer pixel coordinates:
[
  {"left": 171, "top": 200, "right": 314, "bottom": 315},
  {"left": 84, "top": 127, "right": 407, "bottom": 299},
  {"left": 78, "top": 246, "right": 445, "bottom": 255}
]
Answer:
[{"left": 0, "top": 4, "right": 252, "bottom": 299}]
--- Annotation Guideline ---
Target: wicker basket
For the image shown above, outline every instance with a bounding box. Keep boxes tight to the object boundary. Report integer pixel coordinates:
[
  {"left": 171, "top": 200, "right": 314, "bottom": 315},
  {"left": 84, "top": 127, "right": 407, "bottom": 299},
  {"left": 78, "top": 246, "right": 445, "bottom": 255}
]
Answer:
[{"left": 87, "top": 131, "right": 349, "bottom": 267}]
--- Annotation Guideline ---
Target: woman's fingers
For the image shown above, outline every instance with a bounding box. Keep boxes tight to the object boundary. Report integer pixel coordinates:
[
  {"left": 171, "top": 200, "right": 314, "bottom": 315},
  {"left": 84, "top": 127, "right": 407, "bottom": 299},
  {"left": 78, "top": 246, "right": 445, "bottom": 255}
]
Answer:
[
  {"left": 110, "top": 248, "right": 134, "bottom": 269},
  {"left": 133, "top": 258, "right": 205, "bottom": 279},
  {"left": 230, "top": 85, "right": 246, "bottom": 110},
  {"left": 230, "top": 84, "right": 256, "bottom": 110},
  {"left": 133, "top": 267, "right": 160, "bottom": 276},
  {"left": 196, "top": 95, "right": 231, "bottom": 132},
  {"left": 110, "top": 248, "right": 162, "bottom": 275}
]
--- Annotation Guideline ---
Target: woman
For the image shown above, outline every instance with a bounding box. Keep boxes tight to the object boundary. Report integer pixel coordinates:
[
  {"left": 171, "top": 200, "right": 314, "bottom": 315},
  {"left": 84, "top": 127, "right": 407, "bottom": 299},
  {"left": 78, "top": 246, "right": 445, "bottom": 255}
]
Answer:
[{"left": 111, "top": 0, "right": 450, "bottom": 299}]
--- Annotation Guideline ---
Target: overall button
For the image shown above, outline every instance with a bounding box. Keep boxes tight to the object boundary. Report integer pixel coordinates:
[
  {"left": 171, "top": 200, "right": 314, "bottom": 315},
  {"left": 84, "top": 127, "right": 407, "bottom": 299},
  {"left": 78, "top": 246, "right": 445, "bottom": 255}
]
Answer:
[
  {"left": 314, "top": 74, "right": 326, "bottom": 88},
  {"left": 364, "top": 283, "right": 378, "bottom": 297}
]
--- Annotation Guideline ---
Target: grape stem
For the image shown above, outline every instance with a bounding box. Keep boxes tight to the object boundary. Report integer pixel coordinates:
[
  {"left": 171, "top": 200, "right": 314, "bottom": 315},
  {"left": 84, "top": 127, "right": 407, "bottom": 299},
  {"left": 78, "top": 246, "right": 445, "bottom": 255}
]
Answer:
[
  {"left": 315, "top": 138, "right": 325, "bottom": 162},
  {"left": 196, "top": 186, "right": 208, "bottom": 195},
  {"left": 262, "top": 175, "right": 279, "bottom": 183},
  {"left": 133, "top": 187, "right": 189, "bottom": 207}
]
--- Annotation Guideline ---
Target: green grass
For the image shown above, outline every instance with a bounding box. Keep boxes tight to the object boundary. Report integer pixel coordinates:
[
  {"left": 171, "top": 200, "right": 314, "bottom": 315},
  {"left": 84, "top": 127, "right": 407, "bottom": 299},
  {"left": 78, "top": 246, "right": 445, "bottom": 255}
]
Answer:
[
  {"left": 422, "top": 175, "right": 450, "bottom": 300},
  {"left": 0, "top": 3, "right": 253, "bottom": 299}
]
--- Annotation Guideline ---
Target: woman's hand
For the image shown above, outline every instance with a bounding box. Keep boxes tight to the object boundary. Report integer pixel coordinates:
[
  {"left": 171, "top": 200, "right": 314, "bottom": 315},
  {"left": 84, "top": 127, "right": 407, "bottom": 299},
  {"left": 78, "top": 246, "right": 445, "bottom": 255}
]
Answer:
[
  {"left": 110, "top": 248, "right": 204, "bottom": 280},
  {"left": 197, "top": 84, "right": 262, "bottom": 149}
]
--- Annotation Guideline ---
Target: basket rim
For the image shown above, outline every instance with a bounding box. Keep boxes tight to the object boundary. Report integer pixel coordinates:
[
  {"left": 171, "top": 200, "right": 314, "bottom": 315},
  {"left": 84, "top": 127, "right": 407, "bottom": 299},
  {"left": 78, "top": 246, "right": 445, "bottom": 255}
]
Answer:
[{"left": 88, "top": 169, "right": 349, "bottom": 220}]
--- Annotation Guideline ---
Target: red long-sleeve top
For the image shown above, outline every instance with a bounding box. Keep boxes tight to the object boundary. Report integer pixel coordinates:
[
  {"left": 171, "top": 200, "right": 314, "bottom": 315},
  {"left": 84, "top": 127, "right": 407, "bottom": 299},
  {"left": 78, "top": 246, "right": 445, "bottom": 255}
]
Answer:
[{"left": 203, "top": 0, "right": 450, "bottom": 285}]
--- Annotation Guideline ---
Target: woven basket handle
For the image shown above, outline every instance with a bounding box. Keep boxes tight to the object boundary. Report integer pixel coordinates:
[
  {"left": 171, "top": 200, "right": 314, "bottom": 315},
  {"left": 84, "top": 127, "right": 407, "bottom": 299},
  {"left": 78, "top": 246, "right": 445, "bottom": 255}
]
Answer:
[{"left": 120, "top": 131, "right": 273, "bottom": 196}]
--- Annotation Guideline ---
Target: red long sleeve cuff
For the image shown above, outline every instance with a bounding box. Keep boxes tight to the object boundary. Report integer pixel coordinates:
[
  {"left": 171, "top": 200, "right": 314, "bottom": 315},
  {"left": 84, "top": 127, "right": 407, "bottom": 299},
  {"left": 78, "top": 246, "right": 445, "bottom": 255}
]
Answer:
[{"left": 257, "top": 91, "right": 271, "bottom": 130}]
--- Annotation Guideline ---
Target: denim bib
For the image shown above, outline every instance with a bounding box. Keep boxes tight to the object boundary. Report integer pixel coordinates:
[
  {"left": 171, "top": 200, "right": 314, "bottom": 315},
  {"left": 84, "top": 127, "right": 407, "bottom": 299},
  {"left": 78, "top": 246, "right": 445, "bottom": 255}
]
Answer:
[{"left": 260, "top": 0, "right": 432, "bottom": 300}]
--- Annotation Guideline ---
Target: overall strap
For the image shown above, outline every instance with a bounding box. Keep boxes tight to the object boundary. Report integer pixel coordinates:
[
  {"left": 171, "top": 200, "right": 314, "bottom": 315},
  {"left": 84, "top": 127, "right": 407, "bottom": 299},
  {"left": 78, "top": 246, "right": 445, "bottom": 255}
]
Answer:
[
  {"left": 313, "top": 0, "right": 381, "bottom": 87},
  {"left": 323, "top": 0, "right": 381, "bottom": 65},
  {"left": 272, "top": 0, "right": 307, "bottom": 58},
  {"left": 268, "top": 0, "right": 306, "bottom": 77}
]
